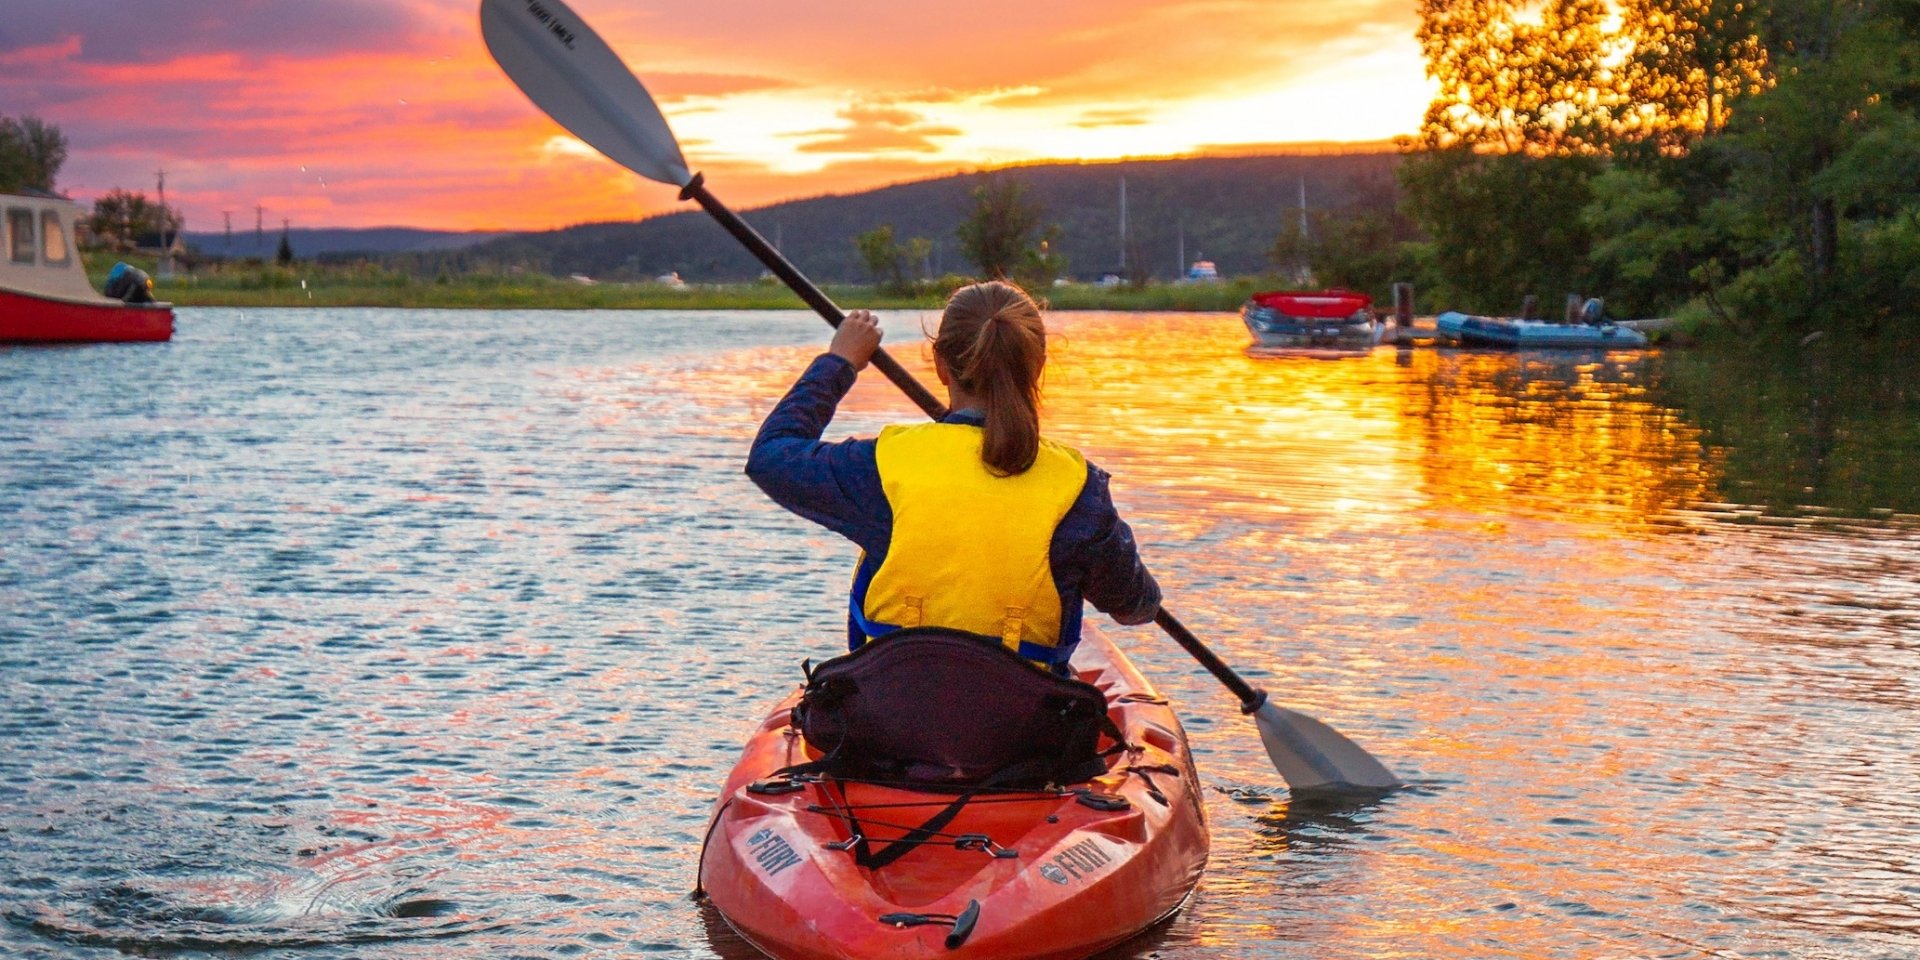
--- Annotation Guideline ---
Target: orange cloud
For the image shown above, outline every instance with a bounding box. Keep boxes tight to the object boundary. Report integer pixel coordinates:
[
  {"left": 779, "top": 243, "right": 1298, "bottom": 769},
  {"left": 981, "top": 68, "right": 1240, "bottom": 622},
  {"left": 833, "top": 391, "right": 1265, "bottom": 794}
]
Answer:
[
  {"left": 647, "top": 72, "right": 797, "bottom": 100},
  {"left": 2, "top": 0, "right": 1429, "bottom": 231},
  {"left": 787, "top": 104, "right": 965, "bottom": 155},
  {"left": 1072, "top": 109, "right": 1152, "bottom": 129}
]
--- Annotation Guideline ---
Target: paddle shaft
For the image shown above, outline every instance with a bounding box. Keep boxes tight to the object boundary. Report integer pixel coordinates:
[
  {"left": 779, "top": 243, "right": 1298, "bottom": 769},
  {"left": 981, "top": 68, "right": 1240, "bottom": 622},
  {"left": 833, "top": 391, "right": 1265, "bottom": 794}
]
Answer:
[
  {"left": 679, "top": 174, "right": 948, "bottom": 421},
  {"left": 1154, "top": 608, "right": 1268, "bottom": 713}
]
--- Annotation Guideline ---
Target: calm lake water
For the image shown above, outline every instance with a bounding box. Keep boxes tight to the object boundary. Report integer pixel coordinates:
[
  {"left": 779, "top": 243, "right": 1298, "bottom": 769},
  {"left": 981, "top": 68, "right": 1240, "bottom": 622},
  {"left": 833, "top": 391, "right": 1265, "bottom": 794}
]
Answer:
[{"left": 3, "top": 307, "right": 1916, "bottom": 960}]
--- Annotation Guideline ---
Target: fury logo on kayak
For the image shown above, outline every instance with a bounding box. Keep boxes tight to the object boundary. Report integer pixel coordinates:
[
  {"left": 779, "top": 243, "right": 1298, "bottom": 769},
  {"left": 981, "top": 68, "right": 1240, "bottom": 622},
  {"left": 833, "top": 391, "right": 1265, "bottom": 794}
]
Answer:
[
  {"left": 522, "top": 1, "right": 577, "bottom": 49},
  {"left": 1038, "top": 837, "right": 1113, "bottom": 885},
  {"left": 746, "top": 828, "right": 802, "bottom": 877}
]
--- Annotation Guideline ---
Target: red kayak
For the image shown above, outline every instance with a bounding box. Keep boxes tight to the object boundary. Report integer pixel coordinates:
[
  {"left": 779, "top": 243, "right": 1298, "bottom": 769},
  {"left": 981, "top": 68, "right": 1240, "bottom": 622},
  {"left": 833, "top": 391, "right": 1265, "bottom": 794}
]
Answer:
[{"left": 697, "top": 624, "right": 1209, "bottom": 960}]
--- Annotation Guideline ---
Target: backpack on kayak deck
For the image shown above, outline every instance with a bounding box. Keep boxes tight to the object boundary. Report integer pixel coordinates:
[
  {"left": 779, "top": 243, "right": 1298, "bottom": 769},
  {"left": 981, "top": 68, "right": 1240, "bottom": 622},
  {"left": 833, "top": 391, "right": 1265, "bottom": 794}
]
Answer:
[{"left": 787, "top": 626, "right": 1121, "bottom": 789}]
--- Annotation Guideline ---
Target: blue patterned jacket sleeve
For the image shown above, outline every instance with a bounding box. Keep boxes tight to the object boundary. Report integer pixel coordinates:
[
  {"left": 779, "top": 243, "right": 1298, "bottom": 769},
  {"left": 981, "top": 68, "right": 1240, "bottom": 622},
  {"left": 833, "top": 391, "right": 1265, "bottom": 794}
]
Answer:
[
  {"left": 743, "top": 353, "right": 890, "bottom": 553},
  {"left": 1056, "top": 464, "right": 1162, "bottom": 626}
]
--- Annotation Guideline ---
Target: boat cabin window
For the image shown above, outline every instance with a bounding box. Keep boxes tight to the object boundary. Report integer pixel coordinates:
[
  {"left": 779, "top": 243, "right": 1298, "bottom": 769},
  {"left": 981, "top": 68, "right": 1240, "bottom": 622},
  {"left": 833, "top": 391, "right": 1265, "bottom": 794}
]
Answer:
[
  {"left": 39, "top": 211, "right": 71, "bottom": 266},
  {"left": 40, "top": 211, "right": 70, "bottom": 266},
  {"left": 7, "top": 208, "right": 34, "bottom": 264}
]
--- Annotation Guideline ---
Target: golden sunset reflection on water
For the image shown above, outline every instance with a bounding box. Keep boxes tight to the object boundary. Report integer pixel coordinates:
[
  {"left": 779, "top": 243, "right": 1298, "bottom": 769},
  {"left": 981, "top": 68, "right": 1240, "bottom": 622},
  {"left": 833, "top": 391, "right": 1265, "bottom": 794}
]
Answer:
[
  {"left": 717, "top": 310, "right": 1722, "bottom": 533},
  {"left": 7, "top": 308, "right": 1914, "bottom": 960},
  {"left": 644, "top": 309, "right": 1920, "bottom": 958}
]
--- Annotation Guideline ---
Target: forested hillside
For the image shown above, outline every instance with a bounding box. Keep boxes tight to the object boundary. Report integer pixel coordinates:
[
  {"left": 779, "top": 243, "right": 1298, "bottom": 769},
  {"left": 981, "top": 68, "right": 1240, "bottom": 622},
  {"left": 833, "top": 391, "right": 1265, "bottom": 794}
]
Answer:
[{"left": 392, "top": 152, "right": 1401, "bottom": 284}]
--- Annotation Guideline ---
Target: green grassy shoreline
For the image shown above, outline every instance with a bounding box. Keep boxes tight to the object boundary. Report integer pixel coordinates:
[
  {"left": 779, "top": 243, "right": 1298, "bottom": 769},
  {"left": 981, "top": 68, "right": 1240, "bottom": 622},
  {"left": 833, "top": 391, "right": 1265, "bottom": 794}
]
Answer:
[{"left": 91, "top": 253, "right": 1263, "bottom": 312}]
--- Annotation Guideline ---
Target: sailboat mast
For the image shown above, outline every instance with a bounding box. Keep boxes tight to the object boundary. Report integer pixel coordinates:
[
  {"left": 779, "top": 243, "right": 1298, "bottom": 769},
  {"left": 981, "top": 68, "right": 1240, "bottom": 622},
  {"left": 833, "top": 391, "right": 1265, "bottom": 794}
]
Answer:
[{"left": 1118, "top": 175, "right": 1128, "bottom": 274}]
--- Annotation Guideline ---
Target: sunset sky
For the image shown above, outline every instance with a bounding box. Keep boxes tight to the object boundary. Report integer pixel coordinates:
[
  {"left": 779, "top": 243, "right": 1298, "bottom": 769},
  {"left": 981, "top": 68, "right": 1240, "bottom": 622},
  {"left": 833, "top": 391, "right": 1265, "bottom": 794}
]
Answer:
[{"left": 0, "top": 0, "right": 1432, "bottom": 232}]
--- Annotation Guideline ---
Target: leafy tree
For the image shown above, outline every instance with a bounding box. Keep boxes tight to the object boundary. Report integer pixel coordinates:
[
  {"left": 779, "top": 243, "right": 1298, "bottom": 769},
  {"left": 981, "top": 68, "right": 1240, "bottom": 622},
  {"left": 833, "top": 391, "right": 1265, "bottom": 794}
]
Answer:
[
  {"left": 1414, "top": 0, "right": 1617, "bottom": 155},
  {"left": 1400, "top": 148, "right": 1603, "bottom": 312},
  {"left": 1021, "top": 228, "right": 1068, "bottom": 289},
  {"left": 1269, "top": 210, "right": 1418, "bottom": 299},
  {"left": 1581, "top": 165, "right": 1728, "bottom": 317},
  {"left": 88, "top": 188, "right": 184, "bottom": 251},
  {"left": 1699, "top": 0, "right": 1920, "bottom": 322},
  {"left": 276, "top": 230, "right": 295, "bottom": 265},
  {"left": 853, "top": 224, "right": 933, "bottom": 293},
  {"left": 1403, "top": 0, "right": 1618, "bottom": 312},
  {"left": 1614, "top": 0, "right": 1772, "bottom": 151},
  {"left": 1402, "top": 0, "right": 1920, "bottom": 335},
  {"left": 902, "top": 236, "right": 933, "bottom": 282},
  {"left": 0, "top": 114, "right": 68, "bottom": 193},
  {"left": 956, "top": 172, "right": 1066, "bottom": 286},
  {"left": 855, "top": 224, "right": 903, "bottom": 286}
]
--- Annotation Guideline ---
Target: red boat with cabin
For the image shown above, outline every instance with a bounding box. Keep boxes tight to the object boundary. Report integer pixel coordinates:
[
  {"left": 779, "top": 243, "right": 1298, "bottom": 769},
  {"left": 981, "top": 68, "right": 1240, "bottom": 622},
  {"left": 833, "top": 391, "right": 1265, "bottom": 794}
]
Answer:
[{"left": 1, "top": 190, "right": 174, "bottom": 343}]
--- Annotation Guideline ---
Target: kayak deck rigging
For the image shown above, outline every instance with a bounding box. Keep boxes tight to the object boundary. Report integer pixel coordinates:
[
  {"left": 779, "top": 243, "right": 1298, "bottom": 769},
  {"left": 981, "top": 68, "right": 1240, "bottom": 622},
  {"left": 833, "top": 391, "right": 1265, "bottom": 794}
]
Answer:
[{"left": 697, "top": 626, "right": 1210, "bottom": 960}]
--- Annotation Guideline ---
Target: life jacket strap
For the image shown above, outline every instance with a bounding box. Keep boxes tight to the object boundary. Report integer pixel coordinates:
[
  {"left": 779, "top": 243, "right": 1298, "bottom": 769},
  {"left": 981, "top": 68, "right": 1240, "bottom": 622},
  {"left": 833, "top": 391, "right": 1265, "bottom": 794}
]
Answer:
[
  {"left": 1014, "top": 639, "right": 1073, "bottom": 671},
  {"left": 848, "top": 593, "right": 901, "bottom": 650}
]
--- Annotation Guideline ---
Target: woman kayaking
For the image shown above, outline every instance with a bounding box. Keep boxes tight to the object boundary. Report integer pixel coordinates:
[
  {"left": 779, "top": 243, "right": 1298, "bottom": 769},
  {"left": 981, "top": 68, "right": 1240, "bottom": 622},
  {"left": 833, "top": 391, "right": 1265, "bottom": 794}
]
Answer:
[{"left": 745, "top": 280, "right": 1160, "bottom": 673}]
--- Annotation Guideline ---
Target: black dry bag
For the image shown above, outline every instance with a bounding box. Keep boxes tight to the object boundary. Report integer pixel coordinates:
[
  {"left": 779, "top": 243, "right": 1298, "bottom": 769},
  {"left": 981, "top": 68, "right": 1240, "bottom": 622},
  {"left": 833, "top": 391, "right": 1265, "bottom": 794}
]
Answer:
[{"left": 789, "top": 626, "right": 1117, "bottom": 788}]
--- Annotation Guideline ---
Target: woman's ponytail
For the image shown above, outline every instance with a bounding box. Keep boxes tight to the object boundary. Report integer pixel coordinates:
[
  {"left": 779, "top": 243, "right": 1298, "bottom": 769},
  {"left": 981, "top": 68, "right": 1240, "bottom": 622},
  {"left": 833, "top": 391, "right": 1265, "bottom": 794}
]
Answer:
[{"left": 935, "top": 281, "right": 1047, "bottom": 476}]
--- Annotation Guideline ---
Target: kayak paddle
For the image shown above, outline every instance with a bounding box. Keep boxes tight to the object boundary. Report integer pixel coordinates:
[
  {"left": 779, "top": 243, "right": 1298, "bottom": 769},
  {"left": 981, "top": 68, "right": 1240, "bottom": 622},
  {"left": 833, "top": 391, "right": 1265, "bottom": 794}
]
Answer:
[{"left": 478, "top": 0, "right": 1400, "bottom": 794}]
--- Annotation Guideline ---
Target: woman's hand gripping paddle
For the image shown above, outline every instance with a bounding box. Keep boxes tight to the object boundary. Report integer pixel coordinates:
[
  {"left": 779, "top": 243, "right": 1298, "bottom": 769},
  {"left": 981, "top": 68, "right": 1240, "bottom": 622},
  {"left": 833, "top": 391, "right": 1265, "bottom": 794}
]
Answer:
[{"left": 479, "top": 0, "right": 1399, "bottom": 795}]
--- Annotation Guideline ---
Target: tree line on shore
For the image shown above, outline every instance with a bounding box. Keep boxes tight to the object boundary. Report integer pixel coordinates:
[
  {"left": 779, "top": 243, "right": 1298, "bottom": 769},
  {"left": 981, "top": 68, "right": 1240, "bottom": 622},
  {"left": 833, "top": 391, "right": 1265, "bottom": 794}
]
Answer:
[
  {"left": 830, "top": 0, "right": 1920, "bottom": 340},
  {"left": 12, "top": 0, "right": 1914, "bottom": 339},
  {"left": 1376, "top": 0, "right": 1920, "bottom": 339}
]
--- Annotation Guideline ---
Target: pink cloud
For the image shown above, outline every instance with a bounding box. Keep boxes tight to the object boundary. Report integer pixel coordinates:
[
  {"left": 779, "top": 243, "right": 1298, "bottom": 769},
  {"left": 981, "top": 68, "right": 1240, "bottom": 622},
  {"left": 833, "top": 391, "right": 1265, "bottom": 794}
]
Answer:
[{"left": 1, "top": 0, "right": 1423, "bottom": 230}]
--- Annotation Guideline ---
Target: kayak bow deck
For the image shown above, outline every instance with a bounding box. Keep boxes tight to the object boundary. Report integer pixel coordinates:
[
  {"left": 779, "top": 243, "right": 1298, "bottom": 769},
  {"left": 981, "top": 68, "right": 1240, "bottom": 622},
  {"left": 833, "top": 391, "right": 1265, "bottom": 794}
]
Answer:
[{"left": 697, "top": 624, "right": 1209, "bottom": 960}]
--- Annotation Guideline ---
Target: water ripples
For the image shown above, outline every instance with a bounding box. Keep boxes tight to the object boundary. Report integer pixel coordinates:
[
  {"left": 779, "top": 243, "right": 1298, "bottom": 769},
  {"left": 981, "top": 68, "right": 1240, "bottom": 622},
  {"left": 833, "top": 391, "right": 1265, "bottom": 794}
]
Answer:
[{"left": 3, "top": 307, "right": 1917, "bottom": 958}]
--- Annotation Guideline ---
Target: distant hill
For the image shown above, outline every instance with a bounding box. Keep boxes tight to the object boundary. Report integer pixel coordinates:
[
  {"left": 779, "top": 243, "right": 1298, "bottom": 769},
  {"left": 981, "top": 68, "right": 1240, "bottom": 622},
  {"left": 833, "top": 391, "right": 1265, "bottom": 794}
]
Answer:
[
  {"left": 181, "top": 226, "right": 513, "bottom": 260},
  {"left": 401, "top": 151, "right": 1404, "bottom": 283}
]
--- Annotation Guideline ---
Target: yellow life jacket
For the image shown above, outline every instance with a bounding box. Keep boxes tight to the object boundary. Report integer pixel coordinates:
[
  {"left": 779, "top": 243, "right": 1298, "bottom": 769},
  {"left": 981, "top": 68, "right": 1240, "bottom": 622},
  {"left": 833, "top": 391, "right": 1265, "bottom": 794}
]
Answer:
[{"left": 854, "top": 422, "right": 1089, "bottom": 666}]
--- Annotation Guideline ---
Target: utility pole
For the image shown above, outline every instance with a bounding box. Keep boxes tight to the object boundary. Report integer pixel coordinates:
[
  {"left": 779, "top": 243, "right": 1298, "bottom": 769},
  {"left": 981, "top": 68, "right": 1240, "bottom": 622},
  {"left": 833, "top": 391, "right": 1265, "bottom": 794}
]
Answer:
[
  {"left": 1294, "top": 177, "right": 1311, "bottom": 284},
  {"left": 1118, "top": 175, "right": 1128, "bottom": 274},
  {"left": 156, "top": 168, "right": 172, "bottom": 277},
  {"left": 1298, "top": 177, "right": 1309, "bottom": 237}
]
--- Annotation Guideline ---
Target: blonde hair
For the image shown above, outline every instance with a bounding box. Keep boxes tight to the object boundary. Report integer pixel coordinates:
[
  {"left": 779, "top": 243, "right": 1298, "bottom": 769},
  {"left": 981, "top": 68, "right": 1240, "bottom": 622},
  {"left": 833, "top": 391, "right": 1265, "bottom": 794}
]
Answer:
[{"left": 935, "top": 281, "right": 1047, "bottom": 476}]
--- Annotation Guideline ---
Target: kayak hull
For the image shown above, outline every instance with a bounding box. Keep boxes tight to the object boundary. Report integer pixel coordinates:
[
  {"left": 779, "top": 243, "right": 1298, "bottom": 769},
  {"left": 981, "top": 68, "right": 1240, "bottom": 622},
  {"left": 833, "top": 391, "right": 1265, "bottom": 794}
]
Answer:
[{"left": 698, "top": 624, "right": 1209, "bottom": 960}]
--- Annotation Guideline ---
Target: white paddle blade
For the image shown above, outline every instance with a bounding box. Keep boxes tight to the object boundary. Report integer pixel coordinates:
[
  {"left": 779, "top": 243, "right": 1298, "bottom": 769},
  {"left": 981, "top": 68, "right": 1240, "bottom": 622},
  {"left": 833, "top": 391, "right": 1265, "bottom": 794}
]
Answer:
[
  {"left": 480, "top": 0, "right": 692, "bottom": 187},
  {"left": 1254, "top": 700, "right": 1402, "bottom": 793}
]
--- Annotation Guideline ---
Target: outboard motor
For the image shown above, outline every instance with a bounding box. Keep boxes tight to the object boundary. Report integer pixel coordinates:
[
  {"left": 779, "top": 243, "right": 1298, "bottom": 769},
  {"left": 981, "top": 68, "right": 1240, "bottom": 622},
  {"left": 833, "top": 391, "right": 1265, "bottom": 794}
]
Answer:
[
  {"left": 104, "top": 262, "right": 156, "bottom": 304},
  {"left": 1580, "top": 297, "right": 1607, "bottom": 325}
]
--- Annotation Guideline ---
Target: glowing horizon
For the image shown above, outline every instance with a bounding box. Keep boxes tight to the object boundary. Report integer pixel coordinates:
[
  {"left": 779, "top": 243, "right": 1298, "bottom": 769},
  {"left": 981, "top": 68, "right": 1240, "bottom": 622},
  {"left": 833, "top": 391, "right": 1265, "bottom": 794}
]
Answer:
[{"left": 0, "top": 0, "right": 1433, "bottom": 233}]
